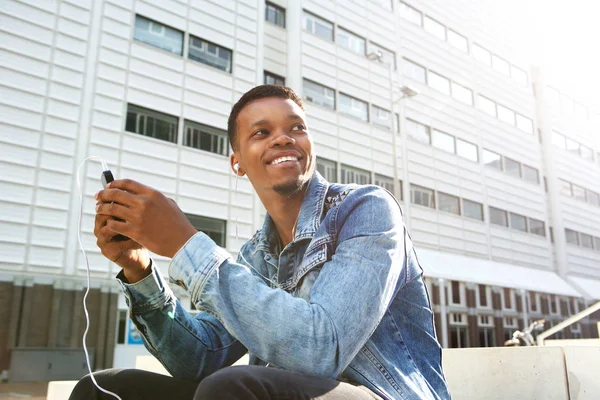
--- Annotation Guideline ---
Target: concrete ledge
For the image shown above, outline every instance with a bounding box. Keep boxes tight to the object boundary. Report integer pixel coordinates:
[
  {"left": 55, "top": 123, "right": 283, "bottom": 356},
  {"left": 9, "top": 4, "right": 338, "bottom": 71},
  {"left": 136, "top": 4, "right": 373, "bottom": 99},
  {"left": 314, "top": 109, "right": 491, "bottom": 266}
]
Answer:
[
  {"left": 47, "top": 380, "right": 77, "bottom": 400},
  {"left": 442, "top": 347, "right": 569, "bottom": 400}
]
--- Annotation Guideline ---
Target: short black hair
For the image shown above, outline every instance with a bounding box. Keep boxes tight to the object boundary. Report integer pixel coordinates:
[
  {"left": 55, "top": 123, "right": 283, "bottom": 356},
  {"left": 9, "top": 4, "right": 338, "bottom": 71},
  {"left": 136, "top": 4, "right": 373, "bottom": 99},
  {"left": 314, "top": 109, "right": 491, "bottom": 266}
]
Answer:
[{"left": 227, "top": 84, "right": 304, "bottom": 151}]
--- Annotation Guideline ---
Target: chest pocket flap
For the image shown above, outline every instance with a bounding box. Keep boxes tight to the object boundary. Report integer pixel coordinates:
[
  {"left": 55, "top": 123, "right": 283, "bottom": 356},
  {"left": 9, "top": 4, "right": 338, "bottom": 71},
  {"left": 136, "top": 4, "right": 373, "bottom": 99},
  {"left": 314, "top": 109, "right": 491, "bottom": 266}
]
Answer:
[{"left": 292, "top": 241, "right": 328, "bottom": 289}]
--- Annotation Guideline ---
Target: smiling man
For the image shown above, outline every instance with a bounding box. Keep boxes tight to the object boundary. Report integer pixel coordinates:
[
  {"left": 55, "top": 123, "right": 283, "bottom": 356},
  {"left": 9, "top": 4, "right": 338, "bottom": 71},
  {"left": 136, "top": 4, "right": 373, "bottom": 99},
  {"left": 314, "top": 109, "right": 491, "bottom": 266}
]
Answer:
[{"left": 71, "top": 85, "right": 450, "bottom": 400}]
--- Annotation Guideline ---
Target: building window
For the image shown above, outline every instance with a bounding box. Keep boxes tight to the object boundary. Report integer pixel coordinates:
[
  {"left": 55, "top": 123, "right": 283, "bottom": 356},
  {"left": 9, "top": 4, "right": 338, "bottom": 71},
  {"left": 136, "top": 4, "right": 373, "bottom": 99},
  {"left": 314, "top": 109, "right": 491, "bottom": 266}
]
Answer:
[
  {"left": 449, "top": 313, "right": 469, "bottom": 348},
  {"left": 126, "top": 104, "right": 178, "bottom": 143},
  {"left": 580, "top": 233, "right": 594, "bottom": 249},
  {"left": 375, "top": 174, "right": 400, "bottom": 198},
  {"left": 303, "top": 79, "right": 335, "bottom": 110},
  {"left": 339, "top": 93, "right": 368, "bottom": 121},
  {"left": 552, "top": 131, "right": 566, "bottom": 149},
  {"left": 529, "top": 292, "right": 540, "bottom": 313},
  {"left": 503, "top": 157, "right": 521, "bottom": 178},
  {"left": 456, "top": 138, "right": 478, "bottom": 161},
  {"left": 447, "top": 29, "right": 468, "bottom": 52},
  {"left": 316, "top": 157, "right": 337, "bottom": 182},
  {"left": 472, "top": 43, "right": 491, "bottom": 65},
  {"left": 510, "top": 213, "right": 527, "bottom": 232},
  {"left": 406, "top": 119, "right": 430, "bottom": 144},
  {"left": 337, "top": 27, "right": 366, "bottom": 55},
  {"left": 188, "top": 36, "right": 232, "bottom": 73},
  {"left": 403, "top": 59, "right": 427, "bottom": 84},
  {"left": 438, "top": 192, "right": 460, "bottom": 215},
  {"left": 341, "top": 164, "right": 371, "bottom": 185},
  {"left": 502, "top": 288, "right": 515, "bottom": 310},
  {"left": 399, "top": 2, "right": 422, "bottom": 25},
  {"left": 463, "top": 199, "right": 483, "bottom": 221},
  {"left": 477, "top": 285, "right": 492, "bottom": 308},
  {"left": 411, "top": 184, "right": 435, "bottom": 208},
  {"left": 448, "top": 281, "right": 465, "bottom": 305},
  {"left": 522, "top": 165, "right": 539, "bottom": 184},
  {"left": 478, "top": 316, "right": 496, "bottom": 347},
  {"left": 587, "top": 190, "right": 600, "bottom": 207},
  {"left": 489, "top": 206, "right": 508, "bottom": 227},
  {"left": 428, "top": 71, "right": 451, "bottom": 95},
  {"left": 369, "top": 42, "right": 396, "bottom": 69},
  {"left": 515, "top": 114, "right": 533, "bottom": 134},
  {"left": 529, "top": 218, "right": 546, "bottom": 237},
  {"left": 565, "top": 138, "right": 580, "bottom": 156},
  {"left": 565, "top": 229, "right": 579, "bottom": 245},
  {"left": 371, "top": 105, "right": 391, "bottom": 129},
  {"left": 549, "top": 295, "right": 559, "bottom": 315},
  {"left": 117, "top": 310, "right": 127, "bottom": 344},
  {"left": 451, "top": 82, "right": 473, "bottom": 105},
  {"left": 265, "top": 2, "right": 285, "bottom": 27},
  {"left": 183, "top": 121, "right": 228, "bottom": 156},
  {"left": 478, "top": 95, "right": 497, "bottom": 117},
  {"left": 511, "top": 66, "right": 528, "bottom": 85},
  {"left": 571, "top": 184, "right": 586, "bottom": 201},
  {"left": 186, "top": 214, "right": 226, "bottom": 246},
  {"left": 491, "top": 54, "right": 510, "bottom": 76},
  {"left": 580, "top": 145, "right": 594, "bottom": 161},
  {"left": 595, "top": 237, "right": 600, "bottom": 251},
  {"left": 503, "top": 316, "right": 518, "bottom": 341},
  {"left": 133, "top": 15, "right": 183, "bottom": 55},
  {"left": 432, "top": 129, "right": 455, "bottom": 153},
  {"left": 264, "top": 71, "right": 285, "bottom": 85},
  {"left": 497, "top": 104, "right": 515, "bottom": 125},
  {"left": 559, "top": 180, "right": 572, "bottom": 196},
  {"left": 482, "top": 149, "right": 502, "bottom": 170},
  {"left": 423, "top": 15, "right": 446, "bottom": 40},
  {"left": 303, "top": 11, "right": 333, "bottom": 41}
]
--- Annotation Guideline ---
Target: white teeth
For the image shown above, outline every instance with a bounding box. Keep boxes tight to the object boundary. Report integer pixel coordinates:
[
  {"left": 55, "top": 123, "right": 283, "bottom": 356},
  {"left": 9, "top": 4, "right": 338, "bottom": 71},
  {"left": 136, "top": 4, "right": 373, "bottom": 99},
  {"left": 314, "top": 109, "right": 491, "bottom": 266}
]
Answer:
[{"left": 271, "top": 156, "right": 298, "bottom": 165}]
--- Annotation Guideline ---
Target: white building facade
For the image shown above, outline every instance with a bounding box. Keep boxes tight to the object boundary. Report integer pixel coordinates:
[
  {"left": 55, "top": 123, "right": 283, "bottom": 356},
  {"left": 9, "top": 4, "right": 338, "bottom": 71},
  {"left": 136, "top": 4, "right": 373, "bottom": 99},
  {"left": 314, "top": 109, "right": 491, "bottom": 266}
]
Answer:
[{"left": 1, "top": 0, "right": 599, "bottom": 379}]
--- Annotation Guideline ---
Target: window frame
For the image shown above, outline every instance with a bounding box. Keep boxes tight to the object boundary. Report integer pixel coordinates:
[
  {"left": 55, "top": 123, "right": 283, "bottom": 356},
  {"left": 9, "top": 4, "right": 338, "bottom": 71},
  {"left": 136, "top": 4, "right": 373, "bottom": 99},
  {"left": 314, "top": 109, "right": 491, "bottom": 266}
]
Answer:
[
  {"left": 265, "top": 1, "right": 286, "bottom": 28},
  {"left": 188, "top": 35, "right": 233, "bottom": 73},
  {"left": 438, "top": 192, "right": 460, "bottom": 215},
  {"left": 403, "top": 58, "right": 427, "bottom": 84},
  {"left": 303, "top": 11, "right": 334, "bottom": 41},
  {"left": 336, "top": 26, "right": 366, "bottom": 55},
  {"left": 341, "top": 164, "right": 371, "bottom": 185},
  {"left": 264, "top": 70, "right": 285, "bottom": 85},
  {"left": 411, "top": 184, "right": 435, "bottom": 209},
  {"left": 338, "top": 92, "right": 369, "bottom": 121},
  {"left": 303, "top": 79, "right": 336, "bottom": 110},
  {"left": 428, "top": 71, "right": 451, "bottom": 95},
  {"left": 462, "top": 199, "right": 484, "bottom": 221},
  {"left": 489, "top": 206, "right": 508, "bottom": 227},
  {"left": 185, "top": 213, "right": 227, "bottom": 247},
  {"left": 316, "top": 157, "right": 338, "bottom": 182},
  {"left": 125, "top": 103, "right": 179, "bottom": 144},
  {"left": 133, "top": 15, "right": 184, "bottom": 56}
]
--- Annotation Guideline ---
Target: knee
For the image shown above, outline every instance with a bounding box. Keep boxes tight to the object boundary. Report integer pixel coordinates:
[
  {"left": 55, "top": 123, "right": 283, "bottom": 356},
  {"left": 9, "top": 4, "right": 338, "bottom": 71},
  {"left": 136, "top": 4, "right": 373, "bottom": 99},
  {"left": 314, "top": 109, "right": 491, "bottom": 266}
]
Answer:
[
  {"left": 68, "top": 369, "right": 124, "bottom": 400},
  {"left": 195, "top": 366, "right": 263, "bottom": 398}
]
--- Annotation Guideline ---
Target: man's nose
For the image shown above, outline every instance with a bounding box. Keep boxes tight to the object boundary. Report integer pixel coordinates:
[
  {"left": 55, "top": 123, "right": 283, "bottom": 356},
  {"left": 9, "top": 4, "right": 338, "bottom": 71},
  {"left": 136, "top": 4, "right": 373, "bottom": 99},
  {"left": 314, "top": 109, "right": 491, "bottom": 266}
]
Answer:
[{"left": 269, "top": 130, "right": 295, "bottom": 147}]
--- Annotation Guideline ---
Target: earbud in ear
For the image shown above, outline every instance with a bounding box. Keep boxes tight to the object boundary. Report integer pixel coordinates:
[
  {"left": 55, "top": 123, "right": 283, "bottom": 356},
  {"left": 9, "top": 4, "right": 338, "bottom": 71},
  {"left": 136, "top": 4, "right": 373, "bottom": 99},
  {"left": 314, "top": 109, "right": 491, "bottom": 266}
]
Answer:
[{"left": 234, "top": 163, "right": 239, "bottom": 172}]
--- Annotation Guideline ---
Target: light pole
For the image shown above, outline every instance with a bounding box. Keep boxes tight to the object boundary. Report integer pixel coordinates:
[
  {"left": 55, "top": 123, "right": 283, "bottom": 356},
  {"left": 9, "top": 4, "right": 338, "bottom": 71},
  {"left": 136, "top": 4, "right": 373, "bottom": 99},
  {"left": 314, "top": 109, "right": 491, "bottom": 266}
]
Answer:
[{"left": 367, "top": 51, "right": 418, "bottom": 203}]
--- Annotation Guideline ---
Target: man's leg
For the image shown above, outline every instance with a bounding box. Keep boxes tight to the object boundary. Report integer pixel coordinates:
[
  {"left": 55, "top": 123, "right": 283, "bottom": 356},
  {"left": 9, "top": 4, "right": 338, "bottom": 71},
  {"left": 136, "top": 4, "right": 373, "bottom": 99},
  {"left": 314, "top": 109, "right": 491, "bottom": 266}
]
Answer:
[
  {"left": 69, "top": 368, "right": 199, "bottom": 400},
  {"left": 194, "top": 365, "right": 381, "bottom": 400}
]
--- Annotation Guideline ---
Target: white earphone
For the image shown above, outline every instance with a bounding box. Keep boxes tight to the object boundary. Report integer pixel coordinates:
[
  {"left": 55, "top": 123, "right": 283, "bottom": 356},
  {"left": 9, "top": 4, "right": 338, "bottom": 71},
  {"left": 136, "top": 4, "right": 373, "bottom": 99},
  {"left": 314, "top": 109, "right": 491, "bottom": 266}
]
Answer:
[{"left": 234, "top": 163, "right": 239, "bottom": 172}]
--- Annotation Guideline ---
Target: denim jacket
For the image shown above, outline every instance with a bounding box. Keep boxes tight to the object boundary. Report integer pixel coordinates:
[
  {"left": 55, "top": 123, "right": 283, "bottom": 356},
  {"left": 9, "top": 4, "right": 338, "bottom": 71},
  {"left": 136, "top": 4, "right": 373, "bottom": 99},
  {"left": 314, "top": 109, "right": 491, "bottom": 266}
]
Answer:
[{"left": 117, "top": 172, "right": 450, "bottom": 400}]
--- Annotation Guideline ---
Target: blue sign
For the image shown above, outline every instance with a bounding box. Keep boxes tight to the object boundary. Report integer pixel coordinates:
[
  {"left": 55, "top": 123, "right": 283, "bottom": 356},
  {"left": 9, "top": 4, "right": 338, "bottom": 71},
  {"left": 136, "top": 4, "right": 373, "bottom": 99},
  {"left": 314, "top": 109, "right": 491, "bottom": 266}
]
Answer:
[{"left": 127, "top": 319, "right": 144, "bottom": 345}]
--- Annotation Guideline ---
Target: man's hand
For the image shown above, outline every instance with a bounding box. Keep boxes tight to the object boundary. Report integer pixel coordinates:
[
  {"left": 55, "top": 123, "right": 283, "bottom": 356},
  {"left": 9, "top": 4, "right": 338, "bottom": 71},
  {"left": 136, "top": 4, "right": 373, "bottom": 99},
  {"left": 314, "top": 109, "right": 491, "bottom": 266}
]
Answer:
[
  {"left": 94, "top": 212, "right": 151, "bottom": 283},
  {"left": 95, "top": 179, "right": 198, "bottom": 259}
]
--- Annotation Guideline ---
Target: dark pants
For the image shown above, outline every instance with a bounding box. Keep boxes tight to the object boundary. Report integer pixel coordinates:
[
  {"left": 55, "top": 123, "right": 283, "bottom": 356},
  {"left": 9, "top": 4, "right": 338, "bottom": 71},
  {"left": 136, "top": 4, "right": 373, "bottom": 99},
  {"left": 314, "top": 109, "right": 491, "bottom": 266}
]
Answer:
[{"left": 69, "top": 365, "right": 381, "bottom": 400}]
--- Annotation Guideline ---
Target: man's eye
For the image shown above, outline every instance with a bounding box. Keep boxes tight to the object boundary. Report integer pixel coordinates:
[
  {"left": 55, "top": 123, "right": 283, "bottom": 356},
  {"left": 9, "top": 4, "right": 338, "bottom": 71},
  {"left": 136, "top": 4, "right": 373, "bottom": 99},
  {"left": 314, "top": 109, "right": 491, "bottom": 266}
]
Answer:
[
  {"left": 253, "top": 129, "right": 268, "bottom": 136},
  {"left": 292, "top": 124, "right": 306, "bottom": 131}
]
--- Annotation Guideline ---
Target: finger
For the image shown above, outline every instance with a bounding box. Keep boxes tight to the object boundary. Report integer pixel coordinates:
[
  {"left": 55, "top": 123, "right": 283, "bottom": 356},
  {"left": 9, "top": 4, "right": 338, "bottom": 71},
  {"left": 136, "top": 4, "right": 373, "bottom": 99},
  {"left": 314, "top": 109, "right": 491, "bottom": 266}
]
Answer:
[
  {"left": 98, "top": 224, "right": 131, "bottom": 243},
  {"left": 93, "top": 213, "right": 111, "bottom": 236},
  {"left": 106, "top": 218, "right": 133, "bottom": 239},
  {"left": 106, "top": 179, "right": 154, "bottom": 195},
  {"left": 96, "top": 187, "right": 140, "bottom": 208},
  {"left": 96, "top": 202, "right": 133, "bottom": 222}
]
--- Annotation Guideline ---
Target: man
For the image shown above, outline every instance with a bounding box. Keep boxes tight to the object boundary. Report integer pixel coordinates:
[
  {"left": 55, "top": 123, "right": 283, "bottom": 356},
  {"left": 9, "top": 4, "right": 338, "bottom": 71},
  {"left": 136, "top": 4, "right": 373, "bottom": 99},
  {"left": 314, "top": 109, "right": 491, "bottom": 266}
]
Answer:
[{"left": 71, "top": 85, "right": 450, "bottom": 399}]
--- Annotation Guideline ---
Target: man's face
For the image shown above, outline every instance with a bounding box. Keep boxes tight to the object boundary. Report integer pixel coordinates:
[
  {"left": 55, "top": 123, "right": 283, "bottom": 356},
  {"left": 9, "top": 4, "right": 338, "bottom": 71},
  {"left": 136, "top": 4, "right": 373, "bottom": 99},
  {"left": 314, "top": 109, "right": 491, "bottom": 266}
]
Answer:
[{"left": 232, "top": 97, "right": 315, "bottom": 197}]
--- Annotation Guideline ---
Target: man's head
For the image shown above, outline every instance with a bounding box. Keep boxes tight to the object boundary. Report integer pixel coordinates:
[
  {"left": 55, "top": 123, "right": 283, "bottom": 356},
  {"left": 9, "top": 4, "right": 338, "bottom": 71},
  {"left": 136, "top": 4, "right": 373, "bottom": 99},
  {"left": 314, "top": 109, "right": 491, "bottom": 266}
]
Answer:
[
  {"left": 228, "top": 85, "right": 315, "bottom": 198},
  {"left": 227, "top": 85, "right": 304, "bottom": 151}
]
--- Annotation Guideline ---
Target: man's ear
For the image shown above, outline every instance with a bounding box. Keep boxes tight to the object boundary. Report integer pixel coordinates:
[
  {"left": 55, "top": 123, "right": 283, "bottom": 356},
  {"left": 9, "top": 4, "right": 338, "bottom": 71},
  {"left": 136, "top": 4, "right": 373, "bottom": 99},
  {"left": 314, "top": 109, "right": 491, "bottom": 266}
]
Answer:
[{"left": 230, "top": 154, "right": 244, "bottom": 176}]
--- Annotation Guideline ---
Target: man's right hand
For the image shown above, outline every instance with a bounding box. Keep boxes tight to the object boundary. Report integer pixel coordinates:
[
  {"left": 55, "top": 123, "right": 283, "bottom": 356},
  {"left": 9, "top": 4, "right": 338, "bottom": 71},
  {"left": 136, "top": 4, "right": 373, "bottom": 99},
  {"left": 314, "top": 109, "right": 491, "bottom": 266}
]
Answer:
[{"left": 94, "top": 211, "right": 151, "bottom": 283}]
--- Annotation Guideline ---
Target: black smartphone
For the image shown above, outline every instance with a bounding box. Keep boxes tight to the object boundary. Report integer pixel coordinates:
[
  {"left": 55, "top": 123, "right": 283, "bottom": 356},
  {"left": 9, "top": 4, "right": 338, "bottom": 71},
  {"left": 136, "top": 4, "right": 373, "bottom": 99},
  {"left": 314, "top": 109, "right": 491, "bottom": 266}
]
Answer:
[{"left": 101, "top": 170, "right": 129, "bottom": 242}]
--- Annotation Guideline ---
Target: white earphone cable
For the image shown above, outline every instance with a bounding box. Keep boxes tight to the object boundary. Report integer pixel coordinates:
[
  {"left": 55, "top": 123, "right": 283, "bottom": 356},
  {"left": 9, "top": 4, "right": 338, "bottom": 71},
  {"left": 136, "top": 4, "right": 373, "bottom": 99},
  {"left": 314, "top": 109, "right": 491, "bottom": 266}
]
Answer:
[{"left": 76, "top": 156, "right": 123, "bottom": 400}]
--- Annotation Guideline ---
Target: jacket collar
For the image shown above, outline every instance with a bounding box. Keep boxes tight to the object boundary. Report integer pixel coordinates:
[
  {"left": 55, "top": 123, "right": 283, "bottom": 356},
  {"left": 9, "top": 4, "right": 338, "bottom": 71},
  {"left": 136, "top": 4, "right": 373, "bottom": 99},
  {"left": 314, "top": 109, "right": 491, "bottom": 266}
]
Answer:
[{"left": 258, "top": 171, "right": 329, "bottom": 252}]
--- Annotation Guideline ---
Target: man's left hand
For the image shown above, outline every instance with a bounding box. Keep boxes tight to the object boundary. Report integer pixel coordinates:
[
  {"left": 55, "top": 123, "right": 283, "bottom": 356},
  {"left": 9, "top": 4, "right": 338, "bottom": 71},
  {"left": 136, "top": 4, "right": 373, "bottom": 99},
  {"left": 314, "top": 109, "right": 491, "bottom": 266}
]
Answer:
[{"left": 95, "top": 179, "right": 198, "bottom": 258}]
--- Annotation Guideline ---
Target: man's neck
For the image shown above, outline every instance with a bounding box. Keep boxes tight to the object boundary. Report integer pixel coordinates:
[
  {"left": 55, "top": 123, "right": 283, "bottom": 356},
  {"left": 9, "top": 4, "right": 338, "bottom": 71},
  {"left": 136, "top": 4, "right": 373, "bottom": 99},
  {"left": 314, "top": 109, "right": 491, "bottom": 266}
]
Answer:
[{"left": 260, "top": 189, "right": 306, "bottom": 249}]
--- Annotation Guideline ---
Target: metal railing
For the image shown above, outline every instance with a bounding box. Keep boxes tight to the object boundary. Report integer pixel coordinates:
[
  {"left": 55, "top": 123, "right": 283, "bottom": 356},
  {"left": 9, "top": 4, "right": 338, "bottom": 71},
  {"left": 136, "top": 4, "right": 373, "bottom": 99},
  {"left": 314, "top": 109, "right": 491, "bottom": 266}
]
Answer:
[{"left": 537, "top": 300, "right": 600, "bottom": 345}]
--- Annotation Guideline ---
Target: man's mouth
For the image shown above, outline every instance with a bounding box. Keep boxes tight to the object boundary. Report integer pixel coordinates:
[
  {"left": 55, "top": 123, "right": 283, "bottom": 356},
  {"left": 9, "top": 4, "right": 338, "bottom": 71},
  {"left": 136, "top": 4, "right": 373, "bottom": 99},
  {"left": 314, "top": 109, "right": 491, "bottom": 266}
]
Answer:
[{"left": 269, "top": 156, "right": 299, "bottom": 165}]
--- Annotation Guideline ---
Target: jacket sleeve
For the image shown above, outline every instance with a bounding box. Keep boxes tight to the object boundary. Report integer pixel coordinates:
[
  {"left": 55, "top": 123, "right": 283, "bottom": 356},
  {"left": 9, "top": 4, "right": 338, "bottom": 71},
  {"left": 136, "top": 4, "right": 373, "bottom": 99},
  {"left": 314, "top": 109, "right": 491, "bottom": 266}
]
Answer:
[
  {"left": 117, "top": 261, "right": 247, "bottom": 381},
  {"left": 169, "top": 186, "right": 406, "bottom": 378}
]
